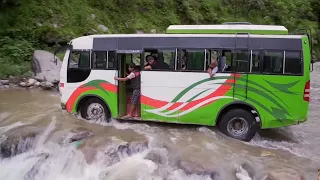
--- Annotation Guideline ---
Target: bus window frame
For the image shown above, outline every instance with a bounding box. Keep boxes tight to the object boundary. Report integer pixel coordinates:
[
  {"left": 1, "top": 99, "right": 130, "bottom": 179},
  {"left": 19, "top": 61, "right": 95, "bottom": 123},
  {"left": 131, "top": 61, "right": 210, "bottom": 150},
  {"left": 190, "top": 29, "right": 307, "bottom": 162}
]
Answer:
[
  {"left": 179, "top": 48, "right": 207, "bottom": 73},
  {"left": 91, "top": 50, "right": 117, "bottom": 70},
  {"left": 231, "top": 49, "right": 251, "bottom": 74},
  {"left": 142, "top": 48, "right": 178, "bottom": 72},
  {"left": 67, "top": 49, "right": 92, "bottom": 69},
  {"left": 260, "top": 49, "right": 285, "bottom": 75},
  {"left": 283, "top": 50, "right": 304, "bottom": 76}
]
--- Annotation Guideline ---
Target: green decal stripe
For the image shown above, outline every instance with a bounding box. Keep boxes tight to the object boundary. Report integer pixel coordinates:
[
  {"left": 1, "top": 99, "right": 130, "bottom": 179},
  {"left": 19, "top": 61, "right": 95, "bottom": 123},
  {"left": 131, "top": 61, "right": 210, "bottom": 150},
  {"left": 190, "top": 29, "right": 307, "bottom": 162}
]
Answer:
[
  {"left": 186, "top": 89, "right": 210, "bottom": 102},
  {"left": 172, "top": 76, "right": 237, "bottom": 102}
]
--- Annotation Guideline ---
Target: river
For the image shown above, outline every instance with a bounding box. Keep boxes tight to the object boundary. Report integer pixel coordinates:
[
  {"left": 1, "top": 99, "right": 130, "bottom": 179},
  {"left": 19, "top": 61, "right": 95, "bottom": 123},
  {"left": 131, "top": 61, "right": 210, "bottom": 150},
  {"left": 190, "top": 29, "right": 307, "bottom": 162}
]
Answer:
[{"left": 0, "top": 64, "right": 320, "bottom": 180}]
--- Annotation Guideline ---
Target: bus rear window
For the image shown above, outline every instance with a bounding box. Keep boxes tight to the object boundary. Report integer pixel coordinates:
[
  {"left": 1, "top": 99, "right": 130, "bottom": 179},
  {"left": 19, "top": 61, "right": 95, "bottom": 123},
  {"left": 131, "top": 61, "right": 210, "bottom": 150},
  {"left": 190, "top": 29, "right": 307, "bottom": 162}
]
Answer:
[{"left": 284, "top": 51, "right": 302, "bottom": 75}]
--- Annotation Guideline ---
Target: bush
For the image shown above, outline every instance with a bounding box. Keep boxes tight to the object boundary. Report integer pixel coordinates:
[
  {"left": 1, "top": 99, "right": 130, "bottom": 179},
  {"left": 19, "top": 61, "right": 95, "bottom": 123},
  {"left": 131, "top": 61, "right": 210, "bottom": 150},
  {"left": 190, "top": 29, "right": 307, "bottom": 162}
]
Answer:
[{"left": 0, "top": 37, "right": 34, "bottom": 78}]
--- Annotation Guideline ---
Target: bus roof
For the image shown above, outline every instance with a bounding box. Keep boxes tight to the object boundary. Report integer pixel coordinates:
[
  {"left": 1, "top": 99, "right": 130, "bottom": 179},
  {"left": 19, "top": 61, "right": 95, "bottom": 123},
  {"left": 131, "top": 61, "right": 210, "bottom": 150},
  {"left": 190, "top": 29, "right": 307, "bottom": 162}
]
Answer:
[
  {"left": 74, "top": 33, "right": 302, "bottom": 40},
  {"left": 166, "top": 24, "right": 289, "bottom": 35},
  {"left": 70, "top": 34, "right": 304, "bottom": 51}
]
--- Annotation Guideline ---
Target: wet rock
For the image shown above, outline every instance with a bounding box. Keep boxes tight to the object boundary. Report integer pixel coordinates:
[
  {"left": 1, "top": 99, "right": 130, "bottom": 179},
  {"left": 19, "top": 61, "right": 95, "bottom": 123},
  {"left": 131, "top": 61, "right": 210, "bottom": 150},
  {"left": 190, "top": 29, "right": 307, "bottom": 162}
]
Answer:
[
  {"left": 24, "top": 153, "right": 50, "bottom": 179},
  {"left": 0, "top": 126, "right": 43, "bottom": 158},
  {"left": 40, "top": 81, "right": 54, "bottom": 90},
  {"left": 235, "top": 165, "right": 252, "bottom": 180},
  {"left": 117, "top": 140, "right": 148, "bottom": 156},
  {"left": 265, "top": 169, "right": 305, "bottom": 180},
  {"left": 19, "top": 82, "right": 29, "bottom": 87},
  {"left": 177, "top": 159, "right": 216, "bottom": 179},
  {"left": 68, "top": 127, "right": 94, "bottom": 143},
  {"left": 0, "top": 80, "right": 9, "bottom": 85},
  {"left": 32, "top": 50, "right": 61, "bottom": 83},
  {"left": 144, "top": 149, "right": 167, "bottom": 165},
  {"left": 27, "top": 78, "right": 38, "bottom": 86},
  {"left": 81, "top": 147, "right": 98, "bottom": 164},
  {"left": 98, "top": 24, "right": 108, "bottom": 32}
]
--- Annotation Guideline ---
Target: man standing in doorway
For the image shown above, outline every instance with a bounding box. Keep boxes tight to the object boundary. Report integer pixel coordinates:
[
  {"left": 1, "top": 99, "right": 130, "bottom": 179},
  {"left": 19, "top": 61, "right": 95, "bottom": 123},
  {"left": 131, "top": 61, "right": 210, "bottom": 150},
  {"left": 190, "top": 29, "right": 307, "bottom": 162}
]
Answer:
[{"left": 114, "top": 63, "right": 141, "bottom": 119}]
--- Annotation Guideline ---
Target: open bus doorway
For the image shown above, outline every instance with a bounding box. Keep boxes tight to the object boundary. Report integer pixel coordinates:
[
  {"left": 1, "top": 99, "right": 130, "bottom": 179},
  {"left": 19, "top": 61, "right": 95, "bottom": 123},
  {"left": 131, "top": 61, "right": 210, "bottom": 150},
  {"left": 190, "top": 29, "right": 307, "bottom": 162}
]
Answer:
[{"left": 116, "top": 52, "right": 142, "bottom": 119}]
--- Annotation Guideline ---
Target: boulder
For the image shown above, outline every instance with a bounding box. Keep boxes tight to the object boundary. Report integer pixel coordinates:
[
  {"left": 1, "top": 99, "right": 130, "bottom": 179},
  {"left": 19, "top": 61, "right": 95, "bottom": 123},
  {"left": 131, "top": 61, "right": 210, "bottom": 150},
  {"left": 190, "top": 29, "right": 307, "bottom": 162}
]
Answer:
[
  {"left": 19, "top": 82, "right": 29, "bottom": 87},
  {"left": 32, "top": 50, "right": 61, "bottom": 83},
  {"left": 0, "top": 125, "right": 43, "bottom": 158},
  {"left": 265, "top": 169, "right": 305, "bottom": 180},
  {"left": 176, "top": 159, "right": 216, "bottom": 179},
  {"left": 27, "top": 78, "right": 38, "bottom": 86},
  {"left": 0, "top": 80, "right": 9, "bottom": 85},
  {"left": 40, "top": 81, "right": 54, "bottom": 90},
  {"left": 98, "top": 24, "right": 108, "bottom": 32},
  {"left": 68, "top": 127, "right": 94, "bottom": 143}
]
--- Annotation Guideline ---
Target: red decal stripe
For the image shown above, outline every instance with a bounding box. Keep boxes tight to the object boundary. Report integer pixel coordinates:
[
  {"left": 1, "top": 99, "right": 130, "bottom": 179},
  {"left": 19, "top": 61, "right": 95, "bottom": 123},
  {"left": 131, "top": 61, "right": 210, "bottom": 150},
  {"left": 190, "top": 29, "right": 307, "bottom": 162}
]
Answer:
[{"left": 100, "top": 83, "right": 118, "bottom": 93}]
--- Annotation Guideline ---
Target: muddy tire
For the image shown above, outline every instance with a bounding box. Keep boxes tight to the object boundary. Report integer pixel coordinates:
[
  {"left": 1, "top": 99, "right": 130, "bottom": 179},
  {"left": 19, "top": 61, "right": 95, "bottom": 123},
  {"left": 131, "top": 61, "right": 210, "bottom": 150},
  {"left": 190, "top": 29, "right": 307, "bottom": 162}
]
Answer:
[
  {"left": 80, "top": 98, "right": 110, "bottom": 122},
  {"left": 218, "top": 108, "right": 257, "bottom": 142}
]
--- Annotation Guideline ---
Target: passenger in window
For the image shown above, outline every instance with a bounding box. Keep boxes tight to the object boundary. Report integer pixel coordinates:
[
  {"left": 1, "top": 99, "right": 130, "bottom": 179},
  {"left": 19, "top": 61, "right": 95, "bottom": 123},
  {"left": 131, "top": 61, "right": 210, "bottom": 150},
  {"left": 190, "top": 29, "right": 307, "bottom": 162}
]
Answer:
[
  {"left": 220, "top": 51, "right": 228, "bottom": 72},
  {"left": 207, "top": 59, "right": 218, "bottom": 78},
  {"left": 114, "top": 63, "right": 141, "bottom": 119},
  {"left": 144, "top": 55, "right": 169, "bottom": 70},
  {"left": 181, "top": 50, "right": 187, "bottom": 70}
]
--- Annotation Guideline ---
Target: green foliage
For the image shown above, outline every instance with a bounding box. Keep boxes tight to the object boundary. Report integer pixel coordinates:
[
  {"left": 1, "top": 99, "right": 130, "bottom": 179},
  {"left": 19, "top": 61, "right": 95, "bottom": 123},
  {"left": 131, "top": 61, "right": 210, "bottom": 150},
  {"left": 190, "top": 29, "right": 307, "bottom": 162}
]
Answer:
[
  {"left": 0, "top": 0, "right": 319, "bottom": 77},
  {"left": 0, "top": 37, "right": 34, "bottom": 78}
]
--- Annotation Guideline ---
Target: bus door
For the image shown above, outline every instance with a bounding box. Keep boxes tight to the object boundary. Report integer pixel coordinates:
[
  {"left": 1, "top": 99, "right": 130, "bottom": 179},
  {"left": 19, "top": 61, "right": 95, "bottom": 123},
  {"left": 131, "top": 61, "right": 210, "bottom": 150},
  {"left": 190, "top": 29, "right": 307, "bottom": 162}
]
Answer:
[
  {"left": 232, "top": 33, "right": 250, "bottom": 100},
  {"left": 116, "top": 50, "right": 142, "bottom": 118}
]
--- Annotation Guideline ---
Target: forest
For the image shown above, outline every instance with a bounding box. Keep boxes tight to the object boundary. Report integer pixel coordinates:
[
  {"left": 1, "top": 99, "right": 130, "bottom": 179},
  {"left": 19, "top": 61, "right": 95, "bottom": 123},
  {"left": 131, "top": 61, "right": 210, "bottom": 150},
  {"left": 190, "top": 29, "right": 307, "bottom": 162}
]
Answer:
[{"left": 0, "top": 0, "right": 319, "bottom": 78}]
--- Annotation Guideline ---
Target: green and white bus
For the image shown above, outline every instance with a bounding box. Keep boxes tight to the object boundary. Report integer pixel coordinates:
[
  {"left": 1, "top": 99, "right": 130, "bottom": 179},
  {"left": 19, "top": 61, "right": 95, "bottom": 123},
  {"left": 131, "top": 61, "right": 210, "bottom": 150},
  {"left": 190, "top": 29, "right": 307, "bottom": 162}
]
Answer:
[{"left": 57, "top": 23, "right": 313, "bottom": 141}]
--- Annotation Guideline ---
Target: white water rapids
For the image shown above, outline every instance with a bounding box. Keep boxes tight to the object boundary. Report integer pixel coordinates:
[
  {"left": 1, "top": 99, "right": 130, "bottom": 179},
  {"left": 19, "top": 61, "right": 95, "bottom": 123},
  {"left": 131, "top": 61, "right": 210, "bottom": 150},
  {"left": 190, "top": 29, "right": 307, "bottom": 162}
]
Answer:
[{"left": 1, "top": 63, "right": 320, "bottom": 180}]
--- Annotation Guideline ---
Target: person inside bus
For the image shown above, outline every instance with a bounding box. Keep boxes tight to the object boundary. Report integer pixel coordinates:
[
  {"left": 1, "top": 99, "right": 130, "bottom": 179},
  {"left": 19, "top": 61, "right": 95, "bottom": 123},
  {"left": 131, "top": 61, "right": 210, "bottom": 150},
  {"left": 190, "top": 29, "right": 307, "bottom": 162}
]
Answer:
[
  {"left": 181, "top": 50, "right": 187, "bottom": 70},
  {"left": 114, "top": 63, "right": 141, "bottom": 119},
  {"left": 207, "top": 59, "right": 218, "bottom": 78},
  {"left": 219, "top": 51, "right": 228, "bottom": 72},
  {"left": 144, "top": 55, "right": 169, "bottom": 70}
]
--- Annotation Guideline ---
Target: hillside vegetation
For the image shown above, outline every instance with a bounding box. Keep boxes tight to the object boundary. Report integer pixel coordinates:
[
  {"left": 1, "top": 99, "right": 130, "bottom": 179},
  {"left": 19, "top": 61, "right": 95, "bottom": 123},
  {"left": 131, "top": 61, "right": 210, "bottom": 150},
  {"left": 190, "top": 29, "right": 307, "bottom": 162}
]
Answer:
[{"left": 0, "top": 0, "right": 319, "bottom": 78}]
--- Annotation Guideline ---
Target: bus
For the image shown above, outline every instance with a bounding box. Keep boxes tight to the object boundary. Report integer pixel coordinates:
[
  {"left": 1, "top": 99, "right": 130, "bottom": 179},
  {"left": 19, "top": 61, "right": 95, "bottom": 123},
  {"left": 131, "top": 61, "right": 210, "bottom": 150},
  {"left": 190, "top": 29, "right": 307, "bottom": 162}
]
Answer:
[{"left": 56, "top": 23, "right": 312, "bottom": 142}]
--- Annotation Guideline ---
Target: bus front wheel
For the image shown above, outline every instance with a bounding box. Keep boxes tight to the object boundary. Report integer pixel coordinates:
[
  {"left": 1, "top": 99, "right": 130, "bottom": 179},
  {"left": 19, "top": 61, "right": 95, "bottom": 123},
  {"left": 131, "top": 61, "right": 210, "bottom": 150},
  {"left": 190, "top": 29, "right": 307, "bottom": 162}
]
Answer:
[
  {"left": 80, "top": 98, "right": 110, "bottom": 122},
  {"left": 218, "top": 108, "right": 257, "bottom": 142}
]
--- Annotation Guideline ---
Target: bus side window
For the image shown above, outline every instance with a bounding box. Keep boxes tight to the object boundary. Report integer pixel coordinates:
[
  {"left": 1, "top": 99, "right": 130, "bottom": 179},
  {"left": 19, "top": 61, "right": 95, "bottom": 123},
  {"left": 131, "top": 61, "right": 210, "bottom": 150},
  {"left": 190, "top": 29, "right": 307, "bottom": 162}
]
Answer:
[
  {"left": 262, "top": 51, "right": 284, "bottom": 74},
  {"left": 92, "top": 51, "right": 116, "bottom": 69},
  {"left": 231, "top": 50, "right": 250, "bottom": 72},
  {"left": 144, "top": 49, "right": 175, "bottom": 70},
  {"left": 183, "top": 49, "right": 205, "bottom": 71},
  {"left": 68, "top": 51, "right": 90, "bottom": 69},
  {"left": 284, "top": 51, "right": 302, "bottom": 75},
  {"left": 251, "top": 50, "right": 260, "bottom": 73}
]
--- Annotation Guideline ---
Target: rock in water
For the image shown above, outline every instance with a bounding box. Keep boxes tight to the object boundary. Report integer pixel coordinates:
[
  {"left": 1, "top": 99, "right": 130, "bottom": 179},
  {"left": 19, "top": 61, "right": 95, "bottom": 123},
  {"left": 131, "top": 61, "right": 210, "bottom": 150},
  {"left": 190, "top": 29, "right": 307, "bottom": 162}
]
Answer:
[
  {"left": 39, "top": 81, "right": 54, "bottom": 90},
  {"left": 266, "top": 169, "right": 305, "bottom": 180},
  {"left": 0, "top": 80, "right": 9, "bottom": 85},
  {"left": 0, "top": 126, "right": 43, "bottom": 158},
  {"left": 32, "top": 50, "right": 61, "bottom": 83},
  {"left": 27, "top": 78, "right": 38, "bottom": 86},
  {"left": 176, "top": 159, "right": 216, "bottom": 179}
]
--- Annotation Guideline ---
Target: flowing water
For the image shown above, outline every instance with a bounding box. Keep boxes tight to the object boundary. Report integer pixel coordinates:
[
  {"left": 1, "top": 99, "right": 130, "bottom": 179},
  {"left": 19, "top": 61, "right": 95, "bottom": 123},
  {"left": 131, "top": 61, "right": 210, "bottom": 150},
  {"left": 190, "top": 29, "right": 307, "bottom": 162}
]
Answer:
[{"left": 1, "top": 64, "right": 320, "bottom": 180}]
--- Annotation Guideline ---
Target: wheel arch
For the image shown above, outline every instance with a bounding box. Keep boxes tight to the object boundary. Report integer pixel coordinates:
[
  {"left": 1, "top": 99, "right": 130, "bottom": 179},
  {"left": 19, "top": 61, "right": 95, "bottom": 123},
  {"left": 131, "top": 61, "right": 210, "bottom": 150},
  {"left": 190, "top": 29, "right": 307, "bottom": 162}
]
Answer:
[
  {"left": 216, "top": 101, "right": 262, "bottom": 128},
  {"left": 75, "top": 94, "right": 112, "bottom": 118}
]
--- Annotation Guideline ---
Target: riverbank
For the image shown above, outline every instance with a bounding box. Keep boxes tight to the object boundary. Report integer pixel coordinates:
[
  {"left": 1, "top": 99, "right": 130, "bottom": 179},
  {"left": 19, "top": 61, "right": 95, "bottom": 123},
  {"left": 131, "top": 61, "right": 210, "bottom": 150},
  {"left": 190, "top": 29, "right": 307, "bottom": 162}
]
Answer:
[{"left": 0, "top": 76, "right": 58, "bottom": 91}]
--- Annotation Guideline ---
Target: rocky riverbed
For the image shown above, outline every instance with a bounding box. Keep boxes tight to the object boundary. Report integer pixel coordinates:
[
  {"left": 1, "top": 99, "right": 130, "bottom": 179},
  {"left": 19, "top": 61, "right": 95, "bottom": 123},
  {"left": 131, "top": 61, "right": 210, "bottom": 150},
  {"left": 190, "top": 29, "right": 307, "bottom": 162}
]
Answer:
[{"left": 0, "top": 50, "right": 61, "bottom": 90}]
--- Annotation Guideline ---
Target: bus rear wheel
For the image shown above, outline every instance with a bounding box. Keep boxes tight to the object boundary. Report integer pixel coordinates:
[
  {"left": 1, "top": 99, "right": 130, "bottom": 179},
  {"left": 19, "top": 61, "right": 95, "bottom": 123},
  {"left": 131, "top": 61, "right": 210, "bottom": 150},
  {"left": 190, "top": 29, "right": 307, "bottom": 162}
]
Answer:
[
  {"left": 218, "top": 108, "right": 257, "bottom": 142},
  {"left": 80, "top": 98, "right": 110, "bottom": 122}
]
